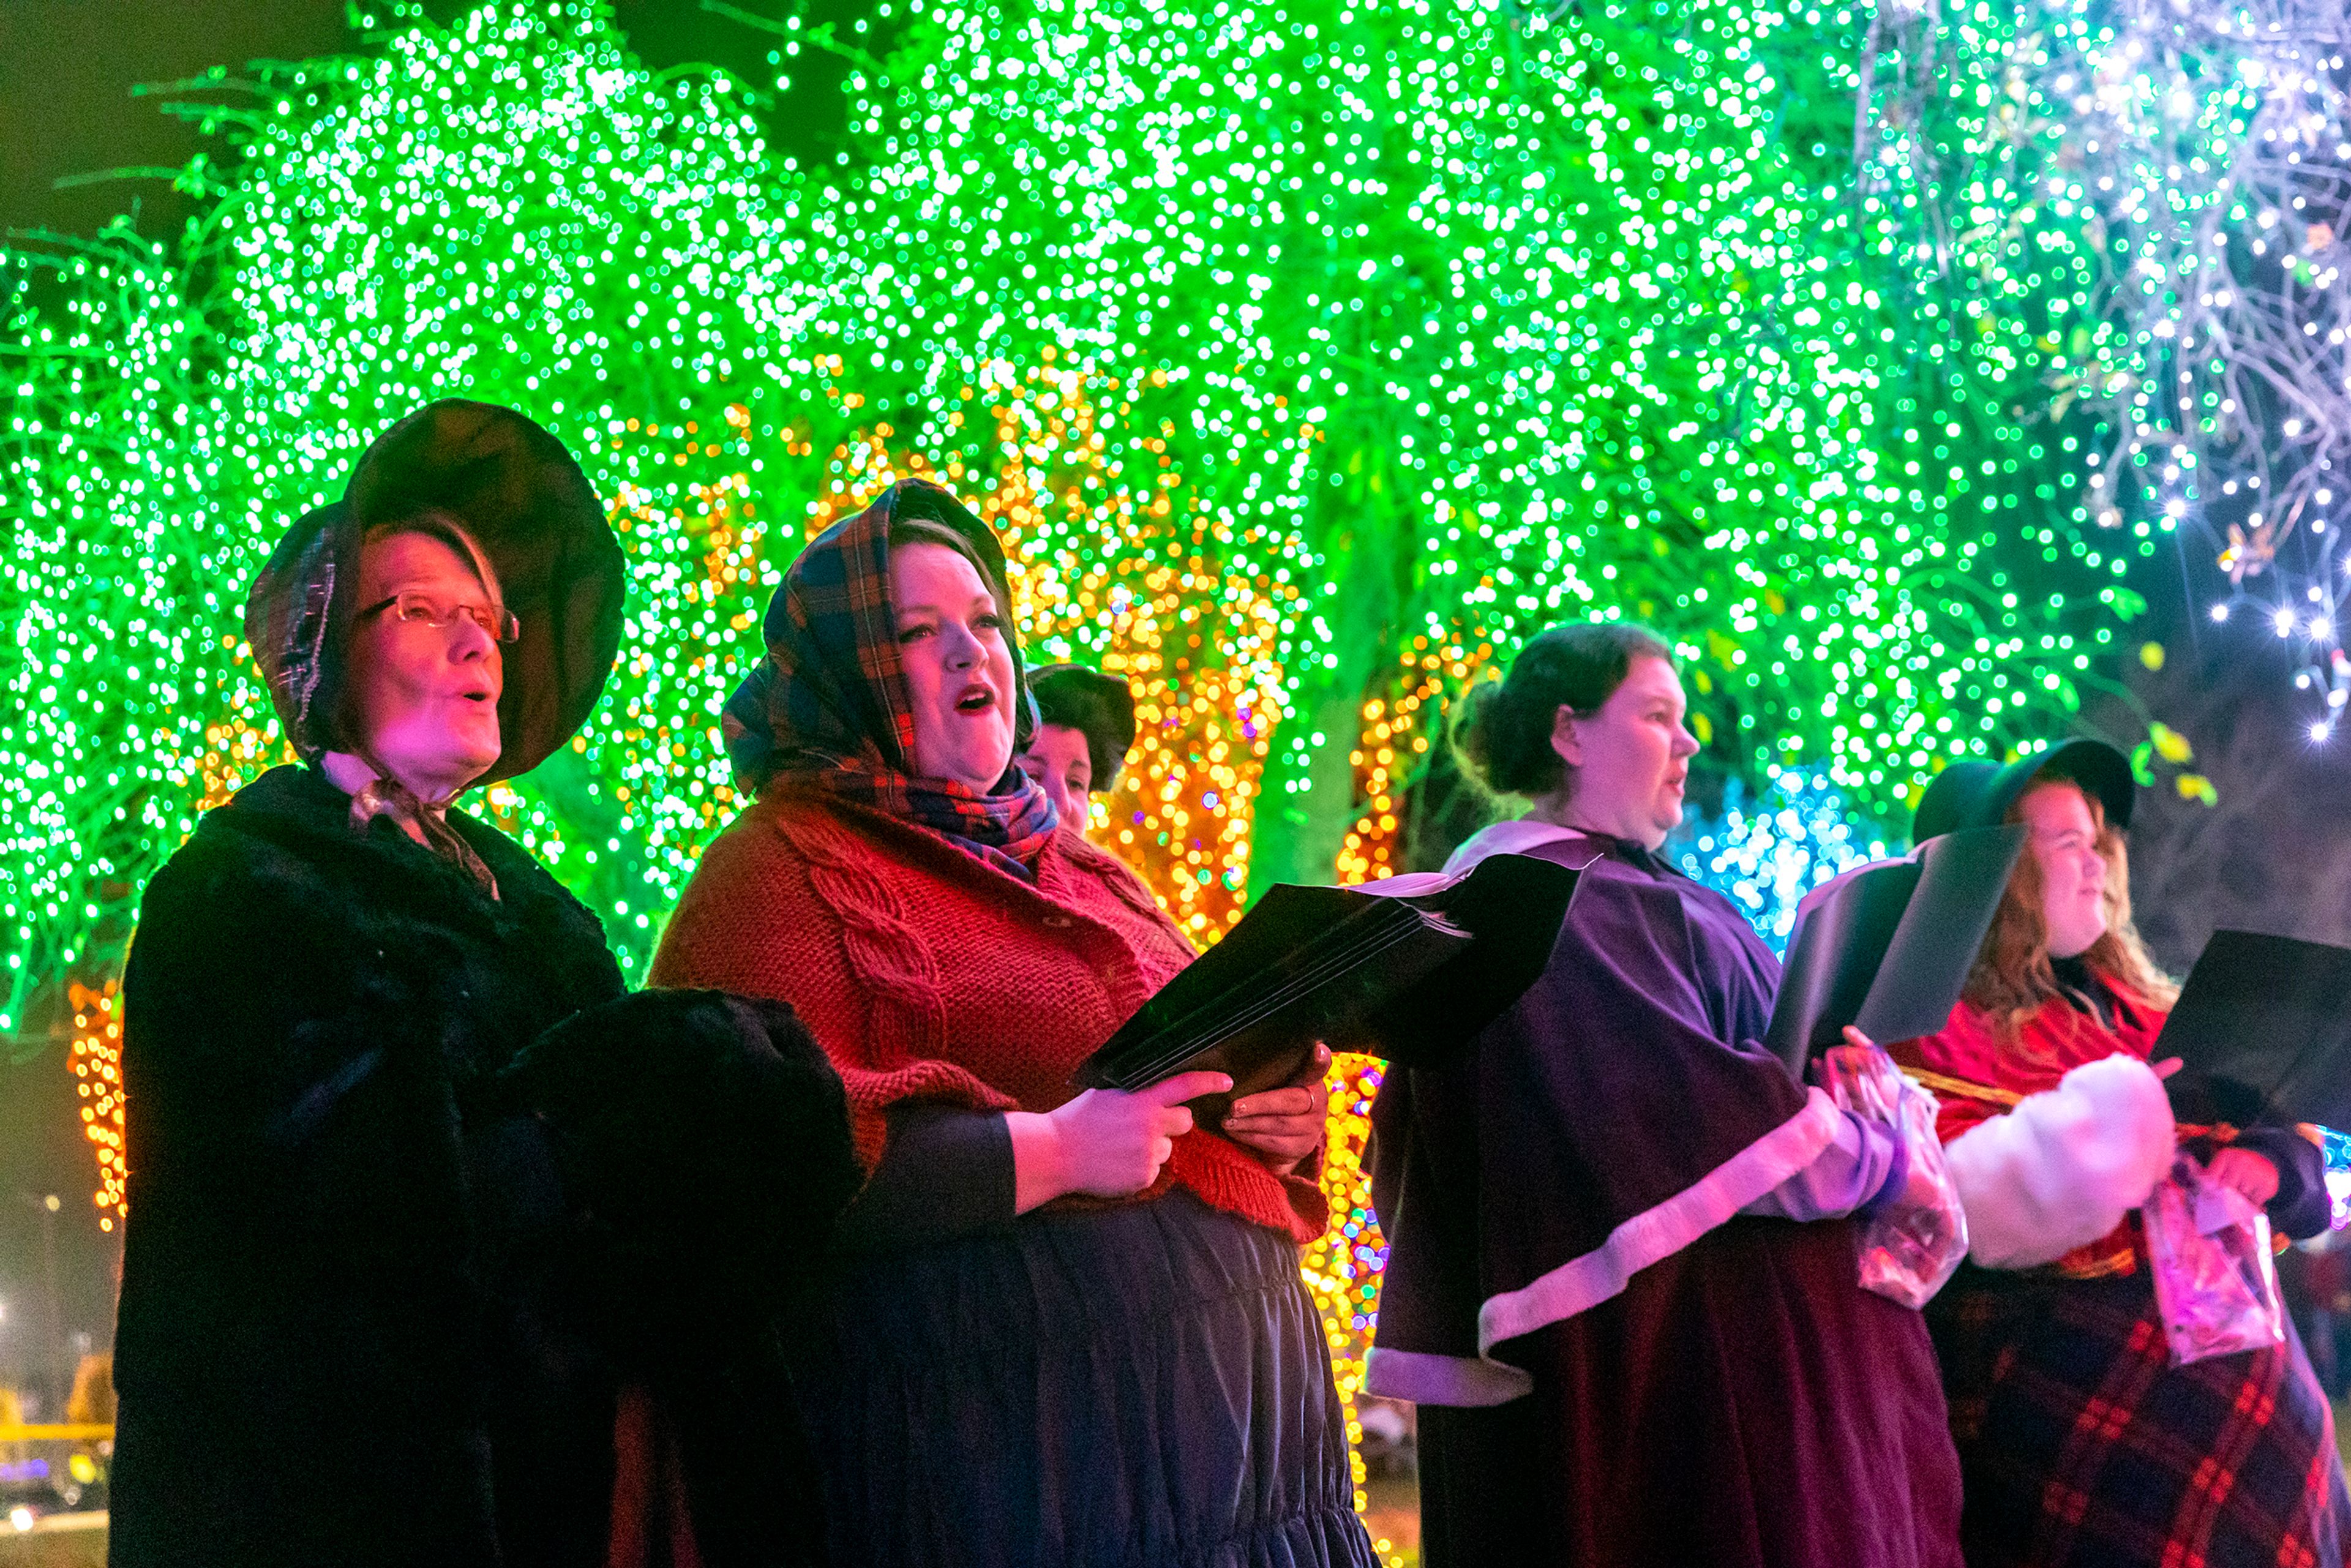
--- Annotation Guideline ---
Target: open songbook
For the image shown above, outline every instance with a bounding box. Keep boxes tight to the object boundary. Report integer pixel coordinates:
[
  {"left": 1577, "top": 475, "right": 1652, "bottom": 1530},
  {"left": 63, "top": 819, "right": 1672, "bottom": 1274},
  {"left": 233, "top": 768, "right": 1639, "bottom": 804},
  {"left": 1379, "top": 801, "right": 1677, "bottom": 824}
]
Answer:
[
  {"left": 2155, "top": 929, "right": 2351, "bottom": 1130},
  {"left": 1761, "top": 824, "right": 2028, "bottom": 1075},
  {"left": 1074, "top": 852, "right": 1581, "bottom": 1120}
]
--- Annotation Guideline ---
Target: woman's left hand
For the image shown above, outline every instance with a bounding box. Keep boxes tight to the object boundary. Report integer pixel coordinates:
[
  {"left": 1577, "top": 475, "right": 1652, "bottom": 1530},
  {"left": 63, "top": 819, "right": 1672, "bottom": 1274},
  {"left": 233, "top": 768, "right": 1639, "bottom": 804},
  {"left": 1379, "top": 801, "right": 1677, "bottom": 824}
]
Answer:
[
  {"left": 2208, "top": 1146, "right": 2281, "bottom": 1208},
  {"left": 1223, "top": 1043, "right": 1332, "bottom": 1175}
]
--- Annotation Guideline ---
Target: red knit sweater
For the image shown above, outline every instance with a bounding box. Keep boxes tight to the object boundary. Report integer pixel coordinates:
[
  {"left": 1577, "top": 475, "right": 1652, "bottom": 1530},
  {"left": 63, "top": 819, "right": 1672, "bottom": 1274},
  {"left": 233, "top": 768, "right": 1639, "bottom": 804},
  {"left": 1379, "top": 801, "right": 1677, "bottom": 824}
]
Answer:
[{"left": 649, "top": 786, "right": 1328, "bottom": 1243}]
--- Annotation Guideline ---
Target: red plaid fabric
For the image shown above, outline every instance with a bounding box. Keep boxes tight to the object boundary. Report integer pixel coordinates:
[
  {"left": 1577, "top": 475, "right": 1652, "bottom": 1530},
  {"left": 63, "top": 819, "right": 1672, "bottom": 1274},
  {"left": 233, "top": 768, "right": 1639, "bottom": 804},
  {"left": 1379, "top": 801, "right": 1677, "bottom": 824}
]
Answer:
[
  {"left": 720, "top": 480, "right": 1057, "bottom": 879},
  {"left": 1927, "top": 1264, "right": 2348, "bottom": 1567}
]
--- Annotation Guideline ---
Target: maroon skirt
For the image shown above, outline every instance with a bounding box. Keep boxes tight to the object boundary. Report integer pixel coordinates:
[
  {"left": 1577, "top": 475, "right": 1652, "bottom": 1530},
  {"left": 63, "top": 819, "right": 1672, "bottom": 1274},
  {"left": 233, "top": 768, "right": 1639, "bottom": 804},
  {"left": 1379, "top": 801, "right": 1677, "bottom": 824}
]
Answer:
[{"left": 1415, "top": 1214, "right": 1964, "bottom": 1568}]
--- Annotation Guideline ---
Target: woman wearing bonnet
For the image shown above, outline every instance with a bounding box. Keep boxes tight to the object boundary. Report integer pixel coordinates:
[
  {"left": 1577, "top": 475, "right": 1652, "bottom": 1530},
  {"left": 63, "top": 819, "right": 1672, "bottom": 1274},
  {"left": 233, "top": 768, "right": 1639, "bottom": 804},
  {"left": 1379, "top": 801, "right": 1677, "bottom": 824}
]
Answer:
[
  {"left": 113, "top": 402, "right": 857, "bottom": 1568},
  {"left": 650, "top": 477, "right": 1374, "bottom": 1568},
  {"left": 1892, "top": 741, "right": 2343, "bottom": 1568}
]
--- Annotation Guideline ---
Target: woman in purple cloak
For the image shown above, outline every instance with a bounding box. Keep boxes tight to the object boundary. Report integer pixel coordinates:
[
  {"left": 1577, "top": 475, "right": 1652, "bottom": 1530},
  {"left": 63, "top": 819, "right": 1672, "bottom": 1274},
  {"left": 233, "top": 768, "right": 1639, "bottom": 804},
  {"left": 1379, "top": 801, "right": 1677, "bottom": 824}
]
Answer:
[{"left": 1366, "top": 621, "right": 1964, "bottom": 1567}]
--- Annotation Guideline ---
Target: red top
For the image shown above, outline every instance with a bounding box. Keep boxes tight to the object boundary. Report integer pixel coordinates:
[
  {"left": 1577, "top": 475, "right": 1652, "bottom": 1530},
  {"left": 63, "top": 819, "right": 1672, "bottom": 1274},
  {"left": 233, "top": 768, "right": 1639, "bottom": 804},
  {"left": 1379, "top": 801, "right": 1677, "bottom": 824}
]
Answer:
[
  {"left": 1892, "top": 980, "right": 2170, "bottom": 1275},
  {"left": 1897, "top": 984, "right": 2170, "bottom": 1144},
  {"left": 650, "top": 784, "right": 1328, "bottom": 1243}
]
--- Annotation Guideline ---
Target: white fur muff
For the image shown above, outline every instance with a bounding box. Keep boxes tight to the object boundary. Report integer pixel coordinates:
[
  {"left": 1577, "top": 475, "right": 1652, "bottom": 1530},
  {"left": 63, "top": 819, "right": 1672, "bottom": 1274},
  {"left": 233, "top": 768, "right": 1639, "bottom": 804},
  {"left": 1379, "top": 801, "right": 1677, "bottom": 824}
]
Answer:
[{"left": 1943, "top": 1053, "right": 2176, "bottom": 1270}]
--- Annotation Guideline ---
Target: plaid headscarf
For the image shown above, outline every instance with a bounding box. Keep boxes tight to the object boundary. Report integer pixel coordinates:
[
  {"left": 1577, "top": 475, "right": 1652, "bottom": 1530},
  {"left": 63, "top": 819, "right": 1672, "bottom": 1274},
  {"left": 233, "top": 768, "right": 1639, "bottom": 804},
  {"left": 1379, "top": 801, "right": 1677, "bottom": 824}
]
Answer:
[{"left": 722, "top": 479, "right": 1060, "bottom": 880}]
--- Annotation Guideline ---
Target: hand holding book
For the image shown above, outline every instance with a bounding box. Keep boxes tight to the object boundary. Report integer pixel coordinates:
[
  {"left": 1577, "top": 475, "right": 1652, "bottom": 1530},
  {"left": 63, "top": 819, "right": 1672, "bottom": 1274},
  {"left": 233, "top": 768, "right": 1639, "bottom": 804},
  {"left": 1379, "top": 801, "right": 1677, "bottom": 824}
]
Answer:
[
  {"left": 1074, "top": 852, "right": 1583, "bottom": 1123},
  {"left": 1221, "top": 1041, "right": 1333, "bottom": 1173},
  {"left": 1763, "top": 824, "right": 2028, "bottom": 1074},
  {"left": 1010, "top": 1068, "right": 1233, "bottom": 1212}
]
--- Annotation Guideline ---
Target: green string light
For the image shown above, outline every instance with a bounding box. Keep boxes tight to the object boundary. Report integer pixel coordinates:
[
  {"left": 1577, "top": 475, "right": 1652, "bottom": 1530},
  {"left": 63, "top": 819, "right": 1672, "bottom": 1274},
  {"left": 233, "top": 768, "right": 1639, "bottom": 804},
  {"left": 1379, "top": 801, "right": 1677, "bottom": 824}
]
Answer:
[
  {"left": 0, "top": 0, "right": 2139, "bottom": 1026},
  {"left": 15, "top": 5, "right": 2304, "bottom": 1520}
]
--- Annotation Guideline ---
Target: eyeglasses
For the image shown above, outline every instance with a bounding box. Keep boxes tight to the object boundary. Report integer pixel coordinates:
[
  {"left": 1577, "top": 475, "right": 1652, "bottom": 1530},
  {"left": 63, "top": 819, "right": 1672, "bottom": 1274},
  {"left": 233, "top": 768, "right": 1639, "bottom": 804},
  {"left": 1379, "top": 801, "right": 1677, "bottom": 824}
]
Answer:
[{"left": 358, "top": 590, "right": 520, "bottom": 644}]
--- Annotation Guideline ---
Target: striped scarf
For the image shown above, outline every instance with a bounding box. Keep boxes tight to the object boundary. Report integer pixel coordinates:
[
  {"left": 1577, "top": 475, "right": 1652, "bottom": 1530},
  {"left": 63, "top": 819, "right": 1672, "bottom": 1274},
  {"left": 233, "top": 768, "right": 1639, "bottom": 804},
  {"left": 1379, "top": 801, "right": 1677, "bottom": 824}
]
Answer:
[{"left": 720, "top": 481, "right": 1059, "bottom": 880}]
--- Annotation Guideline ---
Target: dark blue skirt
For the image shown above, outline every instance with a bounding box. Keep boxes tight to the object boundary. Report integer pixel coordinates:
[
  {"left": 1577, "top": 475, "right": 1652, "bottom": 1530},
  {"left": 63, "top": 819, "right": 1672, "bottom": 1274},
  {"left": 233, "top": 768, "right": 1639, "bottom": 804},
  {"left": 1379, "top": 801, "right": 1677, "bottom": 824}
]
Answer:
[{"left": 790, "top": 1188, "right": 1376, "bottom": 1568}]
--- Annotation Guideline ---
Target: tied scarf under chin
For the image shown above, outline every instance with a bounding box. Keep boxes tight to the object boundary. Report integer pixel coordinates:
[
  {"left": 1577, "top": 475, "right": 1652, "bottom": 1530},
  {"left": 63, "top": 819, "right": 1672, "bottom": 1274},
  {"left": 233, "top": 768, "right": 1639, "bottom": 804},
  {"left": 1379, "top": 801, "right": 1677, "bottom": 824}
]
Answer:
[
  {"left": 719, "top": 479, "right": 1060, "bottom": 881},
  {"left": 349, "top": 771, "right": 501, "bottom": 897}
]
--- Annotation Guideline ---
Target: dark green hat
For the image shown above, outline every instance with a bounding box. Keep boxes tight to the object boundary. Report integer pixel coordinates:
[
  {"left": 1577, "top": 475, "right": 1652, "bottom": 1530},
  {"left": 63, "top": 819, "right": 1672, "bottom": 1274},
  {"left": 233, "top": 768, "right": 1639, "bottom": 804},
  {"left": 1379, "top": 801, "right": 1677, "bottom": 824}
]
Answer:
[
  {"left": 1910, "top": 737, "right": 2135, "bottom": 847},
  {"left": 244, "top": 400, "right": 625, "bottom": 784},
  {"left": 1024, "top": 662, "right": 1137, "bottom": 790}
]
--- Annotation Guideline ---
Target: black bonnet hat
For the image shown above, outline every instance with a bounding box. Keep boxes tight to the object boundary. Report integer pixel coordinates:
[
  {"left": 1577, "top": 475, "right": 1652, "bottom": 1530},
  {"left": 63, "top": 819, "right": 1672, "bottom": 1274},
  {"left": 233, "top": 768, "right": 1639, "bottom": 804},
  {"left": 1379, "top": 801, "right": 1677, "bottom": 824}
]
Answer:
[
  {"left": 243, "top": 400, "right": 625, "bottom": 784},
  {"left": 1024, "top": 662, "right": 1138, "bottom": 790},
  {"left": 1910, "top": 737, "right": 2136, "bottom": 847}
]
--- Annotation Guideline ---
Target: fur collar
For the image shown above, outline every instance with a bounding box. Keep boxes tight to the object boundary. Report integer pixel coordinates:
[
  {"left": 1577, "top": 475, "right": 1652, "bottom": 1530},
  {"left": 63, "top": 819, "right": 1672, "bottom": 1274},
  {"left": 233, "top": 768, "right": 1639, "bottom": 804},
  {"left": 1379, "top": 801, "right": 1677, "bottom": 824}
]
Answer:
[{"left": 203, "top": 763, "right": 596, "bottom": 942}]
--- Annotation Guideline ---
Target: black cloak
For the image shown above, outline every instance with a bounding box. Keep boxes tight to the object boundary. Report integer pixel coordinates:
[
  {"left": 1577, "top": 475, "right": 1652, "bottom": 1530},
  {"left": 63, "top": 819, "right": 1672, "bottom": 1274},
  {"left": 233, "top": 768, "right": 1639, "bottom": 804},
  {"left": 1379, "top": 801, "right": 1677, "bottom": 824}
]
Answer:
[
  {"left": 110, "top": 765, "right": 857, "bottom": 1568},
  {"left": 110, "top": 401, "right": 860, "bottom": 1568}
]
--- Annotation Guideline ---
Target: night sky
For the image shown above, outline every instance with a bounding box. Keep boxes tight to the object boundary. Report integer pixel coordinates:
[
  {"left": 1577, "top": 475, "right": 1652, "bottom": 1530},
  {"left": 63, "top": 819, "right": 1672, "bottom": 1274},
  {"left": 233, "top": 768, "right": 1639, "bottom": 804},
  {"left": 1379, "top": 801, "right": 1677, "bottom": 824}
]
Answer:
[
  {"left": 0, "top": 0, "right": 874, "bottom": 239},
  {"left": 1, "top": 1, "right": 351, "bottom": 242}
]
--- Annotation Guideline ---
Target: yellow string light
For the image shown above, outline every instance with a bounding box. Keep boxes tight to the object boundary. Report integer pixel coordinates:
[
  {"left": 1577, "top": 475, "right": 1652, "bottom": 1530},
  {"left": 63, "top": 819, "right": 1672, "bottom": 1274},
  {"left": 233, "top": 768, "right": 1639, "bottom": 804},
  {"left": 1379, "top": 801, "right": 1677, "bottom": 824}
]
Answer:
[{"left": 67, "top": 980, "right": 126, "bottom": 1232}]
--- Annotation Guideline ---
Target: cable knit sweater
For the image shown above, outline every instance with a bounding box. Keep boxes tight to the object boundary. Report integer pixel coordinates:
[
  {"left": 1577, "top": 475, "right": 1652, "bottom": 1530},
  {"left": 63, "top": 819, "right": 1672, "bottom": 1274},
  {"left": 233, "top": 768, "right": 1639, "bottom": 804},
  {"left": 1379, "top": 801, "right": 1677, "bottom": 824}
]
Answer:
[{"left": 650, "top": 784, "right": 1329, "bottom": 1244}]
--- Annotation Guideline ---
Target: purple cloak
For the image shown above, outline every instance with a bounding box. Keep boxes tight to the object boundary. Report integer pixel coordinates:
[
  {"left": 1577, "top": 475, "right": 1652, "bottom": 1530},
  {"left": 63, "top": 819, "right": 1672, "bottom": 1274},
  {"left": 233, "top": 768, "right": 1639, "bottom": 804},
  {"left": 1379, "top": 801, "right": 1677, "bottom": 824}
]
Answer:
[{"left": 1366, "top": 826, "right": 1962, "bottom": 1567}]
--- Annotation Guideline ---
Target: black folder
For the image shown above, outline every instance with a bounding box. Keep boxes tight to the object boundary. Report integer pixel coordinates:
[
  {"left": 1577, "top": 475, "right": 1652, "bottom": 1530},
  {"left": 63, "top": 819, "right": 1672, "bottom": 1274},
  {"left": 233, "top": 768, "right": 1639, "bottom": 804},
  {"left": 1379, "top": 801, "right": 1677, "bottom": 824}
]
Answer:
[
  {"left": 1074, "top": 852, "right": 1582, "bottom": 1120},
  {"left": 1762, "top": 824, "right": 2028, "bottom": 1075},
  {"left": 2155, "top": 929, "right": 2351, "bottom": 1130}
]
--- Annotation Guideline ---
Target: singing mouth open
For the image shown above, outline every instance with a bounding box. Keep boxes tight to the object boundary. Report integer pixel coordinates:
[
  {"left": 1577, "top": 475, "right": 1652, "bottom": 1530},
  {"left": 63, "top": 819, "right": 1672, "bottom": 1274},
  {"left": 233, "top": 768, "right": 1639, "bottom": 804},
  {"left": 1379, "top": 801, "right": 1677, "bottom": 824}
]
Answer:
[{"left": 956, "top": 682, "right": 997, "bottom": 715}]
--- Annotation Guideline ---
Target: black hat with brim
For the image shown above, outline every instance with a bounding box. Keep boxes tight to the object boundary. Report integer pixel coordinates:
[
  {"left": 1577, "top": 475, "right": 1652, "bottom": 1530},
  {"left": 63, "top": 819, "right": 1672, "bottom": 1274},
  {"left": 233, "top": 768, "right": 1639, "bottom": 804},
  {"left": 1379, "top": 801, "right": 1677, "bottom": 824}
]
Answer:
[
  {"left": 1025, "top": 662, "right": 1138, "bottom": 789},
  {"left": 246, "top": 400, "right": 625, "bottom": 784},
  {"left": 1910, "top": 737, "right": 2136, "bottom": 846}
]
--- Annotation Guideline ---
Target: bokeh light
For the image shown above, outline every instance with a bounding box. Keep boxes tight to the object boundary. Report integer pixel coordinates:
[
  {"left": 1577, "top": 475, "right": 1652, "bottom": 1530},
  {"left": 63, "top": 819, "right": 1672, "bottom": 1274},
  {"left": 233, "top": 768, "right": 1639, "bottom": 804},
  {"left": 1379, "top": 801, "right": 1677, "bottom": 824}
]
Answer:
[{"left": 13, "top": 0, "right": 2332, "bottom": 1528}]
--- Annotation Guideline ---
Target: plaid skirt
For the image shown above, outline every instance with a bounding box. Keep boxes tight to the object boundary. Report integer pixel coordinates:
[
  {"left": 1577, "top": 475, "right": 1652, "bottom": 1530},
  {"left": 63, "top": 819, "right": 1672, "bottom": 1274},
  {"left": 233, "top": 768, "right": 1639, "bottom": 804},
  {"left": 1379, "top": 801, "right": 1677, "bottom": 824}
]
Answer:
[{"left": 1926, "top": 1262, "right": 2350, "bottom": 1568}]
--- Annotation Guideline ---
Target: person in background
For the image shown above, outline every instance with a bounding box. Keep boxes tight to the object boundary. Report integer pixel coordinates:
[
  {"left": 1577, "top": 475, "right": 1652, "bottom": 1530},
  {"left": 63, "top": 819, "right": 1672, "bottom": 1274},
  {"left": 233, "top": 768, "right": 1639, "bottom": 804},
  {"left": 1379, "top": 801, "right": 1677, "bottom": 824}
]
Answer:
[
  {"left": 2279, "top": 1234, "right": 2349, "bottom": 1398},
  {"left": 650, "top": 478, "right": 1371, "bottom": 1568},
  {"left": 1367, "top": 620, "right": 1962, "bottom": 1568},
  {"left": 62, "top": 1352, "right": 114, "bottom": 1513},
  {"left": 111, "top": 402, "right": 853, "bottom": 1568},
  {"left": 1016, "top": 660, "right": 1136, "bottom": 833},
  {"left": 63, "top": 1354, "right": 113, "bottom": 1432},
  {"left": 1890, "top": 741, "right": 2343, "bottom": 1568},
  {"left": 0, "top": 1387, "right": 24, "bottom": 1473}
]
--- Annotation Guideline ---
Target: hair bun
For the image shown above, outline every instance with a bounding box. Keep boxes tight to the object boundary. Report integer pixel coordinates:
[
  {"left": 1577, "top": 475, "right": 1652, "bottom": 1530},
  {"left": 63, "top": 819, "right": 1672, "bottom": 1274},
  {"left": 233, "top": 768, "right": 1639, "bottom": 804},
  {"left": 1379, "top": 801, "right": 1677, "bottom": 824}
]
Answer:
[{"left": 1451, "top": 677, "right": 1513, "bottom": 793}]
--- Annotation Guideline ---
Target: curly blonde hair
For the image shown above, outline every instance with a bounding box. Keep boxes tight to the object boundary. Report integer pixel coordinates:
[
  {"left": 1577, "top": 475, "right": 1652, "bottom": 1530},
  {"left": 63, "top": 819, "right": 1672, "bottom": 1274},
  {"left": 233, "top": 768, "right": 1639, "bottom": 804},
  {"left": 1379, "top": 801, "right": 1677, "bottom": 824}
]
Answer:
[{"left": 1959, "top": 776, "right": 2177, "bottom": 1052}]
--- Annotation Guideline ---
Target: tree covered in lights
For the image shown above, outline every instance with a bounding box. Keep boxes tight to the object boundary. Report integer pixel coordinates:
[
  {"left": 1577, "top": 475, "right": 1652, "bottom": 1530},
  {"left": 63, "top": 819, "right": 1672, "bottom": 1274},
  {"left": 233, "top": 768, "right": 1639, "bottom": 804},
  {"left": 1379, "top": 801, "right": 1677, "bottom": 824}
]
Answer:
[
  {"left": 798, "top": 0, "right": 2145, "bottom": 896},
  {"left": 9, "top": 0, "right": 2287, "bottom": 1503},
  {"left": 4, "top": 7, "right": 818, "bottom": 1035},
  {"left": 5, "top": 0, "right": 2169, "bottom": 1030},
  {"left": 1253, "top": 0, "right": 2125, "bottom": 887},
  {"left": 1858, "top": 0, "right": 2351, "bottom": 740}
]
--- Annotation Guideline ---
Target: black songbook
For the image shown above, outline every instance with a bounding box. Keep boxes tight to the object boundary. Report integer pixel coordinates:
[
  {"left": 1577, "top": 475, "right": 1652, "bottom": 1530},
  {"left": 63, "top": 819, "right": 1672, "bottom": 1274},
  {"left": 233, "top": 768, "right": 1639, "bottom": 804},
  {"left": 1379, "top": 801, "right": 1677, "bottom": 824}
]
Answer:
[
  {"left": 1761, "top": 824, "right": 2028, "bottom": 1075},
  {"left": 1074, "top": 853, "right": 1581, "bottom": 1120},
  {"left": 2156, "top": 929, "right": 2351, "bottom": 1130}
]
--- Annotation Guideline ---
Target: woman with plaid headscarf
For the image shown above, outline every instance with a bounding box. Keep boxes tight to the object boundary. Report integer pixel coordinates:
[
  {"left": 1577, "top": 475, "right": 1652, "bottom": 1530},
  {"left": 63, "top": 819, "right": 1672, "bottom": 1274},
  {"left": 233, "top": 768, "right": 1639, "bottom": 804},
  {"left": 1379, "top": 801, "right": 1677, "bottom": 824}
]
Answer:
[{"left": 651, "top": 478, "right": 1373, "bottom": 1568}]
